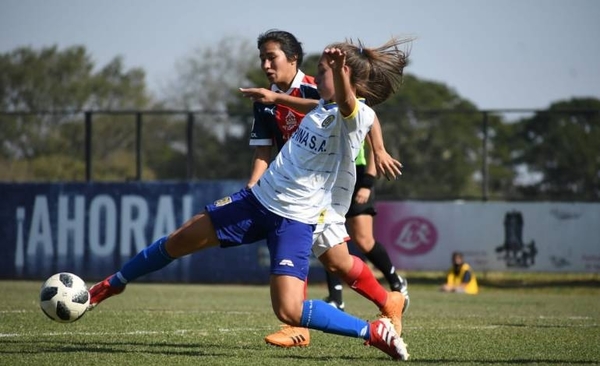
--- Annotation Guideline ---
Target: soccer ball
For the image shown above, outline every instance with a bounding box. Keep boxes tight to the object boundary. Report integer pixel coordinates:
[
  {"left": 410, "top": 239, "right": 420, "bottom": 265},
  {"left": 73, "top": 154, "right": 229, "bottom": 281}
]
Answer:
[{"left": 40, "top": 272, "right": 90, "bottom": 323}]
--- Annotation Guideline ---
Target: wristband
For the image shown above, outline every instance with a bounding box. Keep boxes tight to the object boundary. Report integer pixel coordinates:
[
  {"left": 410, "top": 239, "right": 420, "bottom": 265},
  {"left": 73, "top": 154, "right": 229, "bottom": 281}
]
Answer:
[{"left": 358, "top": 174, "right": 376, "bottom": 189}]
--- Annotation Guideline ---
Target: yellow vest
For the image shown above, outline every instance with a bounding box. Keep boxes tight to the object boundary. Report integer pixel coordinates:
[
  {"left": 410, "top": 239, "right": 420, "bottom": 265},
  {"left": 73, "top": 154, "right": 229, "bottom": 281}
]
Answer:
[{"left": 446, "top": 263, "right": 479, "bottom": 294}]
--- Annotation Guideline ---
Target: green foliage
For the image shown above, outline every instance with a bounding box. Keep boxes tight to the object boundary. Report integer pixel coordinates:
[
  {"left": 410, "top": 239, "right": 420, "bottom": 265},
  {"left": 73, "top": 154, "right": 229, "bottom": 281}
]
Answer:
[
  {"left": 0, "top": 45, "right": 148, "bottom": 111},
  {"left": 515, "top": 98, "right": 600, "bottom": 200},
  {"left": 374, "top": 75, "right": 484, "bottom": 199},
  {"left": 0, "top": 46, "right": 91, "bottom": 111},
  {"left": 484, "top": 115, "right": 522, "bottom": 199},
  {"left": 90, "top": 56, "right": 149, "bottom": 110},
  {"left": 0, "top": 45, "right": 151, "bottom": 181},
  {"left": 162, "top": 36, "right": 255, "bottom": 112}
]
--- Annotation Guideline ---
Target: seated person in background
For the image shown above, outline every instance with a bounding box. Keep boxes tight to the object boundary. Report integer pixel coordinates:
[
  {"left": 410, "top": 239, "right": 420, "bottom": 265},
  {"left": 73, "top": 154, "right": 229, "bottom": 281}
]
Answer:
[{"left": 440, "top": 251, "right": 479, "bottom": 294}]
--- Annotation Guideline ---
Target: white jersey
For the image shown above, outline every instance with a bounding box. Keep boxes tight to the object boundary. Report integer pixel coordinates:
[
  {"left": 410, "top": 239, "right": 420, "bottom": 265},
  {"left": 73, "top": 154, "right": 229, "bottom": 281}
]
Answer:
[{"left": 251, "top": 99, "right": 375, "bottom": 224}]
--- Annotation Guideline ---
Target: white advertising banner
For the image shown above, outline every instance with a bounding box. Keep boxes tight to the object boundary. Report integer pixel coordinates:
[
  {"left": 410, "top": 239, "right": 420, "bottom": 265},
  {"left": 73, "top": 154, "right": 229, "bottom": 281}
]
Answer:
[{"left": 374, "top": 201, "right": 600, "bottom": 273}]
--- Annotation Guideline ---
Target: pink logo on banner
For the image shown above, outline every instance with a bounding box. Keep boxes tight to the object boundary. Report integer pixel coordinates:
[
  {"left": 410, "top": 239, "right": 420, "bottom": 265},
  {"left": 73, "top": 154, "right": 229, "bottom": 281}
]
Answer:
[{"left": 390, "top": 217, "right": 437, "bottom": 255}]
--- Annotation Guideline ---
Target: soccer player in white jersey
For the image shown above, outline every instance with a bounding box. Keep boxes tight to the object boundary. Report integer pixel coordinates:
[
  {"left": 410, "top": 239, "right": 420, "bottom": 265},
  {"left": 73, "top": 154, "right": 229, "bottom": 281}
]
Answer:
[
  {"left": 241, "top": 30, "right": 407, "bottom": 349},
  {"left": 240, "top": 29, "right": 408, "bottom": 347},
  {"left": 87, "top": 37, "right": 411, "bottom": 361}
]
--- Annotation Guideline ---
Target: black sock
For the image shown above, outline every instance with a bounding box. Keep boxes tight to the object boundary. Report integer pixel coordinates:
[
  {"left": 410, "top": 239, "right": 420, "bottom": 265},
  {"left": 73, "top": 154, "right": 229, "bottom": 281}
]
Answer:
[
  {"left": 325, "top": 270, "right": 343, "bottom": 304},
  {"left": 365, "top": 241, "right": 402, "bottom": 291}
]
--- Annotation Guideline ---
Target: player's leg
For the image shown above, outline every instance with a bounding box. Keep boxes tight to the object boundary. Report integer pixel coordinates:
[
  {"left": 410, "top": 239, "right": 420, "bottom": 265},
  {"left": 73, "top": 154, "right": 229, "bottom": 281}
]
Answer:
[
  {"left": 319, "top": 244, "right": 405, "bottom": 336},
  {"left": 316, "top": 223, "right": 406, "bottom": 337},
  {"left": 267, "top": 223, "right": 368, "bottom": 337},
  {"left": 264, "top": 277, "right": 311, "bottom": 348},
  {"left": 270, "top": 273, "right": 408, "bottom": 360},
  {"left": 267, "top": 219, "right": 407, "bottom": 359},
  {"left": 89, "top": 189, "right": 256, "bottom": 308},
  {"left": 88, "top": 211, "right": 220, "bottom": 308},
  {"left": 264, "top": 221, "right": 328, "bottom": 348},
  {"left": 347, "top": 213, "right": 410, "bottom": 312},
  {"left": 324, "top": 270, "right": 345, "bottom": 310}
]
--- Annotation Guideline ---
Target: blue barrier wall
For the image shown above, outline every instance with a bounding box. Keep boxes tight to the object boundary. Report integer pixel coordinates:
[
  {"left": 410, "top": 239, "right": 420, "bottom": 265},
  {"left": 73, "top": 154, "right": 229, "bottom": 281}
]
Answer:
[{"left": 0, "top": 182, "right": 328, "bottom": 284}]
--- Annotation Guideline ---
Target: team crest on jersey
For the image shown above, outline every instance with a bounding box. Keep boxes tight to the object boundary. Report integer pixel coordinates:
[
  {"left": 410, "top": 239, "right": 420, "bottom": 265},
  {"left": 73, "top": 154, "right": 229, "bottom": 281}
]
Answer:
[
  {"left": 322, "top": 115, "right": 335, "bottom": 128},
  {"left": 284, "top": 109, "right": 298, "bottom": 131},
  {"left": 213, "top": 196, "right": 232, "bottom": 207}
]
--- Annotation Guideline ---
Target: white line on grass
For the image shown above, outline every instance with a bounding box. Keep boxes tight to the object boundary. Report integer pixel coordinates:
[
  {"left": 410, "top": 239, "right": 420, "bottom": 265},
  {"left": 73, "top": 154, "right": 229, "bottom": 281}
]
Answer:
[
  {"left": 2, "top": 322, "right": 598, "bottom": 339},
  {"left": 0, "top": 327, "right": 272, "bottom": 338},
  {"left": 0, "top": 309, "right": 260, "bottom": 314}
]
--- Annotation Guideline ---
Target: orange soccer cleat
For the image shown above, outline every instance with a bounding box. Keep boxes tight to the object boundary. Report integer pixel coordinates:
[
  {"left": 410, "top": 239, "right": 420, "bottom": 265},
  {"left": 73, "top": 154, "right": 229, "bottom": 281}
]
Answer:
[
  {"left": 380, "top": 291, "right": 406, "bottom": 337},
  {"left": 264, "top": 325, "right": 310, "bottom": 348}
]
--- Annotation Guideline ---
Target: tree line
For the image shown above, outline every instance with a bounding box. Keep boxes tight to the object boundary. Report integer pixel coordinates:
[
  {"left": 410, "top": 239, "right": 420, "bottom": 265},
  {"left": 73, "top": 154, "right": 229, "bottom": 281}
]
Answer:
[{"left": 0, "top": 42, "right": 598, "bottom": 201}]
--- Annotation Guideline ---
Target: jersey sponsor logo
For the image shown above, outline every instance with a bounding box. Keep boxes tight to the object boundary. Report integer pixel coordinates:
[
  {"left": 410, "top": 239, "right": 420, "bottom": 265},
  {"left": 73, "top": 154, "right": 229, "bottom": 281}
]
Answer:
[
  {"left": 279, "top": 259, "right": 294, "bottom": 267},
  {"left": 213, "top": 196, "right": 233, "bottom": 207},
  {"left": 322, "top": 115, "right": 335, "bottom": 128},
  {"left": 292, "top": 127, "right": 327, "bottom": 153}
]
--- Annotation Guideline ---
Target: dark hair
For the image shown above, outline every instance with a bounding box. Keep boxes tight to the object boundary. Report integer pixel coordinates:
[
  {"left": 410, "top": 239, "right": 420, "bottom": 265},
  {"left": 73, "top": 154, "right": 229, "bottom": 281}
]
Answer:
[
  {"left": 257, "top": 29, "right": 305, "bottom": 67},
  {"left": 326, "top": 37, "right": 412, "bottom": 106}
]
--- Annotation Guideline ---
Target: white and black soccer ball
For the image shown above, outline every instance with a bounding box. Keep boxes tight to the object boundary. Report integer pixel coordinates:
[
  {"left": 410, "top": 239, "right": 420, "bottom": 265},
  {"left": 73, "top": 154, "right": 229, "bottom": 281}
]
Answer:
[{"left": 40, "top": 272, "right": 90, "bottom": 323}]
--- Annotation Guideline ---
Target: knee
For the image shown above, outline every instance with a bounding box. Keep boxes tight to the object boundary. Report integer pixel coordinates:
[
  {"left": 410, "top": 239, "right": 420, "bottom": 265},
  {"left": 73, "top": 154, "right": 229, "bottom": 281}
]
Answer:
[
  {"left": 353, "top": 236, "right": 375, "bottom": 252},
  {"left": 321, "top": 257, "right": 353, "bottom": 277},
  {"left": 324, "top": 263, "right": 346, "bottom": 276},
  {"left": 273, "top": 305, "right": 302, "bottom": 326}
]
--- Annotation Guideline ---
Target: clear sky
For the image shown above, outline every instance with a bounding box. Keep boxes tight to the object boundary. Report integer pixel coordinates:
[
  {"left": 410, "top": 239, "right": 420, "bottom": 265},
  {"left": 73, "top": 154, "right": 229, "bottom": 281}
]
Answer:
[{"left": 1, "top": 0, "right": 599, "bottom": 110}]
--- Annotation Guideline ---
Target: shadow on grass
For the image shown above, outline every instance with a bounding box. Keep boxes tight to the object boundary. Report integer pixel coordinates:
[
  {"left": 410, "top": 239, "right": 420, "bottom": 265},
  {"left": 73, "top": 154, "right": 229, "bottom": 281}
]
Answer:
[
  {"left": 4, "top": 339, "right": 598, "bottom": 364},
  {"left": 0, "top": 338, "right": 371, "bottom": 361}
]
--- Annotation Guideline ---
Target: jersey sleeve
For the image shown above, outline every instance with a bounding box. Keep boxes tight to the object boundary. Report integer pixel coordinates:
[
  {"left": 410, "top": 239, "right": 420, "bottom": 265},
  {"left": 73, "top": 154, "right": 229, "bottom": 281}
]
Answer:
[
  {"left": 249, "top": 102, "right": 274, "bottom": 147},
  {"left": 343, "top": 100, "right": 375, "bottom": 133}
]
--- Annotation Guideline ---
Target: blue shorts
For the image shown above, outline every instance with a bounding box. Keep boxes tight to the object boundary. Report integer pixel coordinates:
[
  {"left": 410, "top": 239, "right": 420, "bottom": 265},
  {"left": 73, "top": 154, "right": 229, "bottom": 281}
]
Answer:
[{"left": 206, "top": 188, "right": 315, "bottom": 280}]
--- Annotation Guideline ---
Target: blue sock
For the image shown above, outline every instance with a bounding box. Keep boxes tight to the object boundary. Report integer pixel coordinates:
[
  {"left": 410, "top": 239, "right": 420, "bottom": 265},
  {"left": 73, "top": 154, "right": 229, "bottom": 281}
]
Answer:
[
  {"left": 300, "top": 299, "right": 370, "bottom": 340},
  {"left": 109, "top": 236, "right": 174, "bottom": 287}
]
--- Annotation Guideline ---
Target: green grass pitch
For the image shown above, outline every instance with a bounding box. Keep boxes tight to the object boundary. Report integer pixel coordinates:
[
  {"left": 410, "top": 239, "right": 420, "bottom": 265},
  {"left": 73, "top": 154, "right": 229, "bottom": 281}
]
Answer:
[{"left": 1, "top": 278, "right": 599, "bottom": 365}]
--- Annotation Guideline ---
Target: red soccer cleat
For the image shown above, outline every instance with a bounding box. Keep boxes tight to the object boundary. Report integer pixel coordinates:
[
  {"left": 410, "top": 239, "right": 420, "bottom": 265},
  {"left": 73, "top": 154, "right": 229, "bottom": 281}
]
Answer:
[
  {"left": 87, "top": 276, "right": 125, "bottom": 310},
  {"left": 365, "top": 318, "right": 409, "bottom": 361}
]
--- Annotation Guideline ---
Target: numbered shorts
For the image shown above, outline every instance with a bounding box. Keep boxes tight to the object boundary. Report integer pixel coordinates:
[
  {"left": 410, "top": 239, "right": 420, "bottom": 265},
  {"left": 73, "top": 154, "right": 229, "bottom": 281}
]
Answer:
[
  {"left": 311, "top": 221, "right": 351, "bottom": 258},
  {"left": 206, "top": 188, "right": 314, "bottom": 280}
]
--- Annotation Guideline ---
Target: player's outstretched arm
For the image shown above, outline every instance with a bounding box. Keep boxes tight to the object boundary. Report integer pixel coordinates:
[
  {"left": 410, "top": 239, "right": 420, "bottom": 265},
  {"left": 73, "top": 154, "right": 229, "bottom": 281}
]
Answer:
[{"left": 239, "top": 88, "right": 319, "bottom": 114}]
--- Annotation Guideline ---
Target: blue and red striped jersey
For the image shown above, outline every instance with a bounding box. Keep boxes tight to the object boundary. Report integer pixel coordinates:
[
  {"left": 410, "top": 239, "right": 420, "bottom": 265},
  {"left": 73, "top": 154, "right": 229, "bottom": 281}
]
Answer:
[{"left": 249, "top": 70, "right": 320, "bottom": 151}]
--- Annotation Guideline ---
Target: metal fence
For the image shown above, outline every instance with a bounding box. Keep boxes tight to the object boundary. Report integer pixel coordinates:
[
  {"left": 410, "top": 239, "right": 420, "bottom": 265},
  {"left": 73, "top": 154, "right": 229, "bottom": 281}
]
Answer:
[{"left": 1, "top": 108, "right": 598, "bottom": 201}]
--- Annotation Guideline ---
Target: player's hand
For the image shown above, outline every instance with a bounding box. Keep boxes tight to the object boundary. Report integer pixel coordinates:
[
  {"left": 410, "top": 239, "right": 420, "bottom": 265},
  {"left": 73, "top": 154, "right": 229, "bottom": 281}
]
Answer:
[
  {"left": 239, "top": 88, "right": 279, "bottom": 104},
  {"left": 323, "top": 48, "right": 346, "bottom": 71},
  {"left": 354, "top": 187, "right": 371, "bottom": 204},
  {"left": 373, "top": 150, "right": 403, "bottom": 181}
]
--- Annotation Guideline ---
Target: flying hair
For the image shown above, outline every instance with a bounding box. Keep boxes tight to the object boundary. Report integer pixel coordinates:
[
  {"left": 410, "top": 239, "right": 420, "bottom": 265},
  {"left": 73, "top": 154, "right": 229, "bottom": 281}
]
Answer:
[{"left": 326, "top": 37, "right": 413, "bottom": 106}]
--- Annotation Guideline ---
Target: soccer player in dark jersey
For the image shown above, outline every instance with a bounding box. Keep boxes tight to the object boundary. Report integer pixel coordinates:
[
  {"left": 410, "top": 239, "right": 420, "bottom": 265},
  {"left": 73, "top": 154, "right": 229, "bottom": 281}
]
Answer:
[{"left": 246, "top": 30, "right": 320, "bottom": 189}]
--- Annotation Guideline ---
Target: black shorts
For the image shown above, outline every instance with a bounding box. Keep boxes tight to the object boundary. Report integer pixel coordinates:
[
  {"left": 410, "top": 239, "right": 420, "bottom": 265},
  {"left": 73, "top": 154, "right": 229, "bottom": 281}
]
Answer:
[{"left": 346, "top": 166, "right": 377, "bottom": 218}]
